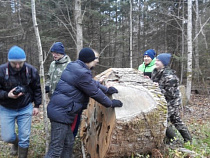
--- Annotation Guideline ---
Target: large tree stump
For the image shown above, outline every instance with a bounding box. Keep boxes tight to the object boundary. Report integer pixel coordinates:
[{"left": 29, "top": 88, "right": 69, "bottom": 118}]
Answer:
[{"left": 80, "top": 68, "right": 167, "bottom": 158}]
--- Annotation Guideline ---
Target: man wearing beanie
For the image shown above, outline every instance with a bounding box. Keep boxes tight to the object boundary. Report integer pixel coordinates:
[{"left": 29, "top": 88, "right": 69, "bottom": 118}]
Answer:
[
  {"left": 151, "top": 53, "right": 192, "bottom": 144},
  {"left": 45, "top": 42, "right": 71, "bottom": 97},
  {"left": 0, "top": 46, "right": 42, "bottom": 157},
  {"left": 138, "top": 49, "right": 156, "bottom": 78},
  {"left": 45, "top": 47, "right": 123, "bottom": 158}
]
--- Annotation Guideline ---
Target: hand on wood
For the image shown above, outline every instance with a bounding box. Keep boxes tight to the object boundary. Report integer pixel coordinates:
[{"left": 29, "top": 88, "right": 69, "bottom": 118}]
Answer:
[
  {"left": 111, "top": 99, "right": 123, "bottom": 108},
  {"left": 107, "top": 87, "right": 118, "bottom": 95}
]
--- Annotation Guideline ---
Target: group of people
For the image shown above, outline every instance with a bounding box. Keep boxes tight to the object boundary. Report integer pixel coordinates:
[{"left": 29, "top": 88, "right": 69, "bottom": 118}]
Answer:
[
  {"left": 138, "top": 49, "right": 192, "bottom": 144},
  {"left": 0, "top": 43, "right": 122, "bottom": 158},
  {"left": 0, "top": 43, "right": 192, "bottom": 158}
]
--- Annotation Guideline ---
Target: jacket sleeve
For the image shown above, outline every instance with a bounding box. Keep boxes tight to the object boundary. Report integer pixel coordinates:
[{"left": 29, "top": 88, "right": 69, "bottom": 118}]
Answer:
[
  {"left": 160, "top": 74, "right": 179, "bottom": 99},
  {"left": 45, "top": 63, "right": 53, "bottom": 87},
  {"left": 0, "top": 71, "right": 9, "bottom": 99},
  {"left": 0, "top": 84, "right": 9, "bottom": 99},
  {"left": 77, "top": 72, "right": 112, "bottom": 107},
  {"left": 93, "top": 80, "right": 108, "bottom": 94},
  {"left": 138, "top": 63, "right": 145, "bottom": 72},
  {"left": 30, "top": 68, "right": 42, "bottom": 108}
]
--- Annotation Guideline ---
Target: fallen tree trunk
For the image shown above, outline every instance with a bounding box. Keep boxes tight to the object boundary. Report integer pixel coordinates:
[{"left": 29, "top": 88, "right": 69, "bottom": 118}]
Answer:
[{"left": 80, "top": 68, "right": 167, "bottom": 157}]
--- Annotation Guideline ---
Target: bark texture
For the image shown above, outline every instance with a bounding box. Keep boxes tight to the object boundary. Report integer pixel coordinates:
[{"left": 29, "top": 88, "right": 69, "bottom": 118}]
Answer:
[{"left": 80, "top": 68, "right": 167, "bottom": 158}]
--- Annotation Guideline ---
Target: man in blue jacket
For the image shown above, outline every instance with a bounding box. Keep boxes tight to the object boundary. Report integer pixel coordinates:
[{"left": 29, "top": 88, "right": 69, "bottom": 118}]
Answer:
[
  {"left": 0, "top": 46, "right": 42, "bottom": 158},
  {"left": 45, "top": 47, "right": 123, "bottom": 158}
]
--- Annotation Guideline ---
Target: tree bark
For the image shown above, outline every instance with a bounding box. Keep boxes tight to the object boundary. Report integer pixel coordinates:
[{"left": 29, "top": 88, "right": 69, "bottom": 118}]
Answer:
[
  {"left": 186, "top": 0, "right": 192, "bottom": 100},
  {"left": 74, "top": 0, "right": 83, "bottom": 57},
  {"left": 80, "top": 68, "right": 167, "bottom": 158},
  {"left": 180, "top": 0, "right": 185, "bottom": 84},
  {"left": 31, "top": 0, "right": 49, "bottom": 152},
  {"left": 129, "top": 0, "right": 133, "bottom": 68}
]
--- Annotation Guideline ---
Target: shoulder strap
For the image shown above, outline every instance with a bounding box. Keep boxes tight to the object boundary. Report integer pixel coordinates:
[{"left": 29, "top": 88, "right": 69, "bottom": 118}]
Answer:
[
  {"left": 4, "top": 63, "right": 9, "bottom": 80},
  {"left": 4, "top": 63, "right": 31, "bottom": 85},
  {"left": 26, "top": 66, "right": 31, "bottom": 85}
]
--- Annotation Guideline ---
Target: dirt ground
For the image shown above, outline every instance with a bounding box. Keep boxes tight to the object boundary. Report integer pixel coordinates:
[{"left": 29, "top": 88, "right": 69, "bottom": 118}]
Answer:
[
  {"left": 0, "top": 94, "right": 210, "bottom": 157},
  {"left": 183, "top": 94, "right": 210, "bottom": 125}
]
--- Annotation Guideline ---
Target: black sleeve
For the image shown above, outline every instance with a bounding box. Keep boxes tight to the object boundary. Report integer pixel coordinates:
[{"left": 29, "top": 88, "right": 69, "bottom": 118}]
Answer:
[{"left": 30, "top": 68, "right": 42, "bottom": 108}]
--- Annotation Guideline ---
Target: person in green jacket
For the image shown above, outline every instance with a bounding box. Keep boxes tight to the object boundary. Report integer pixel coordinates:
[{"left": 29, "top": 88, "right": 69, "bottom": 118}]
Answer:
[
  {"left": 138, "top": 49, "right": 156, "bottom": 78},
  {"left": 45, "top": 42, "right": 71, "bottom": 97}
]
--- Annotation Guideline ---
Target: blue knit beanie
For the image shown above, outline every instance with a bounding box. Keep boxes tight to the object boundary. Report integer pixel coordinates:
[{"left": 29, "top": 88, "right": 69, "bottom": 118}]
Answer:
[
  {"left": 79, "top": 47, "right": 95, "bottom": 63},
  {"left": 8, "top": 46, "right": 26, "bottom": 61},
  {"left": 143, "top": 49, "right": 156, "bottom": 60},
  {"left": 157, "top": 53, "right": 171, "bottom": 66},
  {"left": 50, "top": 42, "right": 65, "bottom": 55}
]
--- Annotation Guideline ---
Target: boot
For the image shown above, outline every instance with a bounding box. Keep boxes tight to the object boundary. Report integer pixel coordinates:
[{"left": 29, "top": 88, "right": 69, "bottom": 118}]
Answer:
[
  {"left": 179, "top": 128, "right": 192, "bottom": 143},
  {"left": 18, "top": 146, "right": 28, "bottom": 158},
  {"left": 10, "top": 135, "right": 19, "bottom": 156},
  {"left": 166, "top": 126, "right": 176, "bottom": 142}
]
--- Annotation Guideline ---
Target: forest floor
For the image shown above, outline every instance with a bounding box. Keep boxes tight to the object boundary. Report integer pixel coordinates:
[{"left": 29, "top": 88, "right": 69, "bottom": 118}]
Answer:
[{"left": 0, "top": 94, "right": 210, "bottom": 158}]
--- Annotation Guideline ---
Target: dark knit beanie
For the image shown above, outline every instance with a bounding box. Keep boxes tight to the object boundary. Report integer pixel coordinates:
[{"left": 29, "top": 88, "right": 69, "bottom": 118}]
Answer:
[
  {"left": 143, "top": 49, "right": 156, "bottom": 60},
  {"left": 50, "top": 42, "right": 65, "bottom": 55},
  {"left": 157, "top": 53, "right": 171, "bottom": 66},
  {"left": 8, "top": 46, "right": 26, "bottom": 61},
  {"left": 79, "top": 47, "right": 95, "bottom": 63}
]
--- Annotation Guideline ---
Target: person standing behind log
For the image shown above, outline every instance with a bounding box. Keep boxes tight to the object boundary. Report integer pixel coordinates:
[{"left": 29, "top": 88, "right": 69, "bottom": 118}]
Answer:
[
  {"left": 45, "top": 47, "right": 123, "bottom": 158},
  {"left": 138, "top": 49, "right": 156, "bottom": 78},
  {"left": 151, "top": 53, "right": 192, "bottom": 144},
  {"left": 45, "top": 42, "right": 71, "bottom": 98}
]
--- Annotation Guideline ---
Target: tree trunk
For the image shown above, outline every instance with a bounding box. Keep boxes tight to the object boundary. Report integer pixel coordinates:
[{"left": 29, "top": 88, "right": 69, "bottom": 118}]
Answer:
[
  {"left": 194, "top": 0, "right": 209, "bottom": 95},
  {"left": 180, "top": 0, "right": 185, "bottom": 84},
  {"left": 194, "top": 0, "right": 200, "bottom": 85},
  {"left": 80, "top": 68, "right": 167, "bottom": 158},
  {"left": 186, "top": 0, "right": 192, "bottom": 100},
  {"left": 74, "top": 0, "right": 83, "bottom": 57},
  {"left": 129, "top": 0, "right": 133, "bottom": 68},
  {"left": 31, "top": 0, "right": 49, "bottom": 152}
]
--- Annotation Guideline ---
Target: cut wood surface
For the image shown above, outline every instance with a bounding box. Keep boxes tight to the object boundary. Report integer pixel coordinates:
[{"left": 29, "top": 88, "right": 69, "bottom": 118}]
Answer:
[{"left": 80, "top": 68, "right": 167, "bottom": 158}]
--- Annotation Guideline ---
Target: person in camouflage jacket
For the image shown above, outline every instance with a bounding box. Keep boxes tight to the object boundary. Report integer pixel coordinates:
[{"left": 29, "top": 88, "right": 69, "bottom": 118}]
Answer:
[
  {"left": 151, "top": 53, "right": 192, "bottom": 143},
  {"left": 45, "top": 42, "right": 71, "bottom": 97}
]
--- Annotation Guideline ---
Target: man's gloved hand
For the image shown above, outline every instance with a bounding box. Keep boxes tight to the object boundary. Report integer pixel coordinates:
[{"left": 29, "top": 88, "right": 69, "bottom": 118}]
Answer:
[
  {"left": 111, "top": 99, "right": 123, "bottom": 108},
  {"left": 45, "top": 86, "right": 50, "bottom": 93},
  {"left": 107, "top": 87, "right": 118, "bottom": 95}
]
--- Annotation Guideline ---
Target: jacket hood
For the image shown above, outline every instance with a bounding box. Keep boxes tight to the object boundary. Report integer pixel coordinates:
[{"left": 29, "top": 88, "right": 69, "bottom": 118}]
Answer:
[{"left": 55, "top": 55, "right": 71, "bottom": 64}]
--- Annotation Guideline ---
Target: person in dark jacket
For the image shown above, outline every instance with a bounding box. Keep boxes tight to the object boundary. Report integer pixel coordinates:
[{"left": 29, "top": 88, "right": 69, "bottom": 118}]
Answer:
[
  {"left": 0, "top": 46, "right": 42, "bottom": 158},
  {"left": 45, "top": 47, "right": 123, "bottom": 158},
  {"left": 71, "top": 49, "right": 100, "bottom": 138},
  {"left": 151, "top": 53, "right": 192, "bottom": 144}
]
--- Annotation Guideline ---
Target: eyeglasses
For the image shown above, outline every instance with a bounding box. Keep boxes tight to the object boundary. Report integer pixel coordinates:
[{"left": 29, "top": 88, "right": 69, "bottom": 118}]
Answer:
[{"left": 95, "top": 57, "right": 99, "bottom": 59}]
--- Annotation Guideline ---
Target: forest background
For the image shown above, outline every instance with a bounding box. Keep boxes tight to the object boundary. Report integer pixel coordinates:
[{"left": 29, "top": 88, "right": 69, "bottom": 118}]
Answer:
[
  {"left": 0, "top": 0, "right": 210, "bottom": 157},
  {"left": 0, "top": 0, "right": 210, "bottom": 90}
]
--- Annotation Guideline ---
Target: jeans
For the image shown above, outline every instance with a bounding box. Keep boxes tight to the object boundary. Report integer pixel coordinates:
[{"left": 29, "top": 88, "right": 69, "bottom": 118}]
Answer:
[
  {"left": 45, "top": 121, "right": 74, "bottom": 158},
  {"left": 0, "top": 103, "right": 33, "bottom": 148}
]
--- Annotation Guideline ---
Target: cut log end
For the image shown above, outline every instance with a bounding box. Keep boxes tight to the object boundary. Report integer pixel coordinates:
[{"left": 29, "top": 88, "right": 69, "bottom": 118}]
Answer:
[{"left": 80, "top": 68, "right": 167, "bottom": 158}]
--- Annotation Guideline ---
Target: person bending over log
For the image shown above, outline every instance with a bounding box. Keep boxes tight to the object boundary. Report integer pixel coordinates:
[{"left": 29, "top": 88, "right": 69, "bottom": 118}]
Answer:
[{"left": 44, "top": 47, "right": 123, "bottom": 158}]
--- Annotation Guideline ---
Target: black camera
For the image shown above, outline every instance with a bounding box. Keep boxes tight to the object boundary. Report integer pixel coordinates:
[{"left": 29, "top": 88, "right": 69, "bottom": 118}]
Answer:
[{"left": 13, "top": 86, "right": 25, "bottom": 95}]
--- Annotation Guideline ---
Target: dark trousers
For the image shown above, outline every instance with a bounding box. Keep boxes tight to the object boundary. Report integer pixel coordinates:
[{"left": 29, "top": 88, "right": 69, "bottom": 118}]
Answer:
[{"left": 45, "top": 121, "right": 74, "bottom": 158}]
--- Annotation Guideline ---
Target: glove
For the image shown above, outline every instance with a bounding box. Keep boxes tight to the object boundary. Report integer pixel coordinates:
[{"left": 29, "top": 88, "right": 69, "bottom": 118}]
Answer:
[
  {"left": 45, "top": 86, "right": 50, "bottom": 93},
  {"left": 111, "top": 99, "right": 123, "bottom": 108},
  {"left": 107, "top": 87, "right": 118, "bottom": 95}
]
